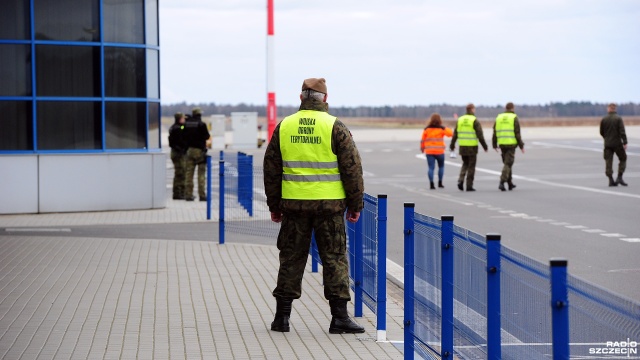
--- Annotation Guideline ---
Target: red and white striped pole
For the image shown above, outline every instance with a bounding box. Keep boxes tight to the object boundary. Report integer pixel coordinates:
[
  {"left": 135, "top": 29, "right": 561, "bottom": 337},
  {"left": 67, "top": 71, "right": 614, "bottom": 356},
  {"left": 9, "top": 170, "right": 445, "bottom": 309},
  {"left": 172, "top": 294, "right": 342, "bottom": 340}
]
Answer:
[{"left": 266, "top": 0, "right": 276, "bottom": 142}]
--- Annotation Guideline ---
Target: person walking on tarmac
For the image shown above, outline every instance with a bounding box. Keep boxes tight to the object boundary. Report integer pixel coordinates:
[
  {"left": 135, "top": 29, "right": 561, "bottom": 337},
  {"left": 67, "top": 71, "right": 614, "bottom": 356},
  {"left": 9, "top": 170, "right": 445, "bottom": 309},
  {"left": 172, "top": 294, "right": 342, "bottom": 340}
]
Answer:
[
  {"left": 492, "top": 102, "right": 525, "bottom": 191},
  {"left": 183, "top": 107, "right": 210, "bottom": 201},
  {"left": 420, "top": 113, "right": 453, "bottom": 189},
  {"left": 600, "top": 103, "right": 628, "bottom": 187},
  {"left": 263, "top": 77, "right": 366, "bottom": 334},
  {"left": 168, "top": 112, "right": 187, "bottom": 199},
  {"left": 450, "top": 103, "right": 488, "bottom": 191}
]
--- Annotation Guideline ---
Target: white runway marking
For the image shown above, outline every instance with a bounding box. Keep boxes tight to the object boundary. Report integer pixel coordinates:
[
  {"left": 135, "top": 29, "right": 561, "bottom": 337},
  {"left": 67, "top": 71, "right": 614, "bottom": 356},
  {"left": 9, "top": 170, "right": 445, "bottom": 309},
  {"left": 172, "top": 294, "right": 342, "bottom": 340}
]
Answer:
[
  {"left": 601, "top": 233, "right": 626, "bottom": 238},
  {"left": 402, "top": 154, "right": 640, "bottom": 243},
  {"left": 410, "top": 153, "right": 638, "bottom": 199},
  {"left": 532, "top": 141, "right": 640, "bottom": 156},
  {"left": 5, "top": 228, "right": 72, "bottom": 232}
]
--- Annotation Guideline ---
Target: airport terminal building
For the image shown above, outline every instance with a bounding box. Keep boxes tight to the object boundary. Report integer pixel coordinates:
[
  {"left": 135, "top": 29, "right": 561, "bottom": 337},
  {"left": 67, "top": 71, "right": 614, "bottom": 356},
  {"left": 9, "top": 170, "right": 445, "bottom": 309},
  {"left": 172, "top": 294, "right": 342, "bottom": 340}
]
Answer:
[{"left": 0, "top": 0, "right": 165, "bottom": 214}]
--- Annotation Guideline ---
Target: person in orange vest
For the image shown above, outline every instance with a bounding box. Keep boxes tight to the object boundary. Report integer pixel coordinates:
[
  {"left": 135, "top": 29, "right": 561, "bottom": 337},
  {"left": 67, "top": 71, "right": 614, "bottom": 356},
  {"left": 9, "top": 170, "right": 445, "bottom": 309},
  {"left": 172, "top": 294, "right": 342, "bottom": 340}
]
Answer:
[{"left": 421, "top": 113, "right": 453, "bottom": 189}]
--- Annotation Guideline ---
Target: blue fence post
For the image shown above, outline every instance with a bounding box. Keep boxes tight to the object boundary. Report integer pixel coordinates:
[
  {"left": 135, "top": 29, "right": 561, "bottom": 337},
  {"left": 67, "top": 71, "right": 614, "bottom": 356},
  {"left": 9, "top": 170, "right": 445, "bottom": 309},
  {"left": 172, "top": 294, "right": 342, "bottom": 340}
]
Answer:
[
  {"left": 311, "top": 233, "right": 318, "bottom": 273},
  {"left": 550, "top": 259, "right": 569, "bottom": 360},
  {"left": 238, "top": 152, "right": 245, "bottom": 212},
  {"left": 206, "top": 155, "right": 212, "bottom": 220},
  {"left": 403, "top": 203, "right": 415, "bottom": 360},
  {"left": 486, "top": 234, "right": 502, "bottom": 360},
  {"left": 354, "top": 214, "right": 363, "bottom": 317},
  {"left": 377, "top": 194, "right": 388, "bottom": 341},
  {"left": 441, "top": 215, "right": 454, "bottom": 359},
  {"left": 247, "top": 154, "right": 253, "bottom": 216},
  {"left": 218, "top": 160, "right": 225, "bottom": 245}
]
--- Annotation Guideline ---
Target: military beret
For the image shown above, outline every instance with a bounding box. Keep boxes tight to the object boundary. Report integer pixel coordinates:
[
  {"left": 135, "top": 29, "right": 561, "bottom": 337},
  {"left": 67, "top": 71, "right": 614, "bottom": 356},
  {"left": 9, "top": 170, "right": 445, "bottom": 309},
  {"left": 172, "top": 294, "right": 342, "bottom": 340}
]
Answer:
[{"left": 301, "top": 78, "right": 327, "bottom": 94}]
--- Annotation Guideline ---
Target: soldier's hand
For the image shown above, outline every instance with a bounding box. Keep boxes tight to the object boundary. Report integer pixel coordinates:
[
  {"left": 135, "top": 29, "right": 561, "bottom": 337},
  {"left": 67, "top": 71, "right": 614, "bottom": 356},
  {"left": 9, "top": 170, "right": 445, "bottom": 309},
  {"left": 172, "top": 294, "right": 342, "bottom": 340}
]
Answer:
[
  {"left": 521, "top": 147, "right": 526, "bottom": 154},
  {"left": 494, "top": 147, "right": 499, "bottom": 153},
  {"left": 346, "top": 211, "right": 360, "bottom": 223},
  {"left": 270, "top": 212, "right": 283, "bottom": 223}
]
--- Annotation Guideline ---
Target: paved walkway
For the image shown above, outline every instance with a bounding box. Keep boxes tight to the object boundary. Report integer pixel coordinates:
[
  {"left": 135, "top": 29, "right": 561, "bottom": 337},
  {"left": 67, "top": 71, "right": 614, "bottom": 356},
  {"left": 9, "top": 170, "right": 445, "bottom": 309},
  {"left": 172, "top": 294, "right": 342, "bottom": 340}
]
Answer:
[{"left": 0, "top": 168, "right": 405, "bottom": 359}]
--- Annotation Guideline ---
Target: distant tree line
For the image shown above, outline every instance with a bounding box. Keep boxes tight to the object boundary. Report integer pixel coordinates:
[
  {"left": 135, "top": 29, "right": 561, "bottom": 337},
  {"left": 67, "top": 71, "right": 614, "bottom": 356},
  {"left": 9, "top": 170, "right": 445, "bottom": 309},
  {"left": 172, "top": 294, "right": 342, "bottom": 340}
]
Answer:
[{"left": 163, "top": 101, "right": 640, "bottom": 119}]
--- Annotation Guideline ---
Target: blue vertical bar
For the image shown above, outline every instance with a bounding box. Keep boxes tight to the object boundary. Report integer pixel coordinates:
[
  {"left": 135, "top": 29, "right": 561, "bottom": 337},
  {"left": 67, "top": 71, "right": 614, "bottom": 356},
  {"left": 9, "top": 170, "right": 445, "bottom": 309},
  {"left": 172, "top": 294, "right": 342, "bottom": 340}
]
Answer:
[
  {"left": 348, "top": 221, "right": 355, "bottom": 283},
  {"left": 441, "top": 215, "right": 454, "bottom": 359},
  {"left": 551, "top": 259, "right": 569, "bottom": 360},
  {"left": 248, "top": 154, "right": 253, "bottom": 216},
  {"left": 218, "top": 160, "right": 225, "bottom": 244},
  {"left": 311, "top": 233, "right": 318, "bottom": 273},
  {"left": 354, "top": 214, "right": 363, "bottom": 317},
  {"left": 237, "top": 152, "right": 244, "bottom": 209},
  {"left": 376, "top": 194, "right": 388, "bottom": 337},
  {"left": 403, "top": 203, "right": 415, "bottom": 360},
  {"left": 99, "top": 0, "right": 107, "bottom": 151},
  {"left": 206, "top": 156, "right": 212, "bottom": 220},
  {"left": 486, "top": 234, "right": 501, "bottom": 360},
  {"left": 30, "top": 0, "right": 37, "bottom": 151},
  {"left": 219, "top": 150, "right": 224, "bottom": 161}
]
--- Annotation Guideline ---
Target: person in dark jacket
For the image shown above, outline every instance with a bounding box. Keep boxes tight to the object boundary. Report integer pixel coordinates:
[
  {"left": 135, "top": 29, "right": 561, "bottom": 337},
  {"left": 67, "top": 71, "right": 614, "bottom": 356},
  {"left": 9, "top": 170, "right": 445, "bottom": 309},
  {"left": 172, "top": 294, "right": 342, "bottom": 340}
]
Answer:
[
  {"left": 183, "top": 108, "right": 211, "bottom": 201},
  {"left": 600, "top": 103, "right": 628, "bottom": 186},
  {"left": 450, "top": 103, "right": 489, "bottom": 191},
  {"left": 168, "top": 112, "right": 187, "bottom": 199},
  {"left": 263, "top": 77, "right": 365, "bottom": 334}
]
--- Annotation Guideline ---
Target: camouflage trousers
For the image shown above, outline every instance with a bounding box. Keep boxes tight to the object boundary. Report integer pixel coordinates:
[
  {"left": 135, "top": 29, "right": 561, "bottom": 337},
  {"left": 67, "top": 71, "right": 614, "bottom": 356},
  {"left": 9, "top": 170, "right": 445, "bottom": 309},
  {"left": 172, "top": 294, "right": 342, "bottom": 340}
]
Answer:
[
  {"left": 499, "top": 146, "right": 516, "bottom": 183},
  {"left": 170, "top": 150, "right": 186, "bottom": 197},
  {"left": 604, "top": 146, "right": 627, "bottom": 177},
  {"left": 185, "top": 148, "right": 207, "bottom": 198},
  {"left": 458, "top": 154, "right": 477, "bottom": 187},
  {"left": 273, "top": 213, "right": 351, "bottom": 301}
]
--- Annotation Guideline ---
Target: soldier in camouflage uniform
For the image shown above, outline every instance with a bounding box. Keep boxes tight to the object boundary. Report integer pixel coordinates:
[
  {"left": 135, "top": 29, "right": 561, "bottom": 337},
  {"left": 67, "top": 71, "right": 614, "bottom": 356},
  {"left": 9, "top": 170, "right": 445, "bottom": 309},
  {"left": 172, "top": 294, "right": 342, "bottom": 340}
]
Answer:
[
  {"left": 183, "top": 108, "right": 210, "bottom": 201},
  {"left": 263, "top": 77, "right": 365, "bottom": 334},
  {"left": 450, "top": 103, "right": 489, "bottom": 191},
  {"left": 169, "top": 112, "right": 187, "bottom": 199},
  {"left": 600, "top": 103, "right": 628, "bottom": 186},
  {"left": 492, "top": 102, "right": 525, "bottom": 191}
]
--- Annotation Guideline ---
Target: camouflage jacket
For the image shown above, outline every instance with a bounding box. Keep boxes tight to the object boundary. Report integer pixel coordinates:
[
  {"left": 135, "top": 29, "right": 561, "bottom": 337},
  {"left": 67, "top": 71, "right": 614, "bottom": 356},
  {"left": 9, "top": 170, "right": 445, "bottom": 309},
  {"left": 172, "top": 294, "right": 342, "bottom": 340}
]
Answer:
[
  {"left": 600, "top": 111, "right": 627, "bottom": 148},
  {"left": 263, "top": 98, "right": 364, "bottom": 216},
  {"left": 450, "top": 114, "right": 489, "bottom": 155}
]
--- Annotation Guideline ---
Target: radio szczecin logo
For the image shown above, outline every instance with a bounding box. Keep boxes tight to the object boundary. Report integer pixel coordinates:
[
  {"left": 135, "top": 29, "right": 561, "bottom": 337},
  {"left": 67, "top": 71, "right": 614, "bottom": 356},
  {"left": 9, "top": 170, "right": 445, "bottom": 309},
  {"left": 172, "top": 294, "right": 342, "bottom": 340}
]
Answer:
[{"left": 589, "top": 339, "right": 638, "bottom": 356}]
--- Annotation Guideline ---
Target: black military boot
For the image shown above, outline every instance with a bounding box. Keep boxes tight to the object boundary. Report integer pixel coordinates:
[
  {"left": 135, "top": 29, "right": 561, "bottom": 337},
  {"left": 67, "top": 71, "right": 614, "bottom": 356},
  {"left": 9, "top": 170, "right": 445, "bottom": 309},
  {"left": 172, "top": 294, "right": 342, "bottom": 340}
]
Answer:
[
  {"left": 608, "top": 175, "right": 618, "bottom": 187},
  {"left": 457, "top": 181, "right": 464, "bottom": 191},
  {"left": 616, "top": 174, "right": 628, "bottom": 186},
  {"left": 271, "top": 298, "right": 293, "bottom": 332},
  {"left": 498, "top": 182, "right": 506, "bottom": 191},
  {"left": 507, "top": 181, "right": 516, "bottom": 191},
  {"left": 328, "top": 299, "right": 365, "bottom": 334},
  {"left": 438, "top": 180, "right": 444, "bottom": 188},
  {"left": 430, "top": 181, "right": 436, "bottom": 190}
]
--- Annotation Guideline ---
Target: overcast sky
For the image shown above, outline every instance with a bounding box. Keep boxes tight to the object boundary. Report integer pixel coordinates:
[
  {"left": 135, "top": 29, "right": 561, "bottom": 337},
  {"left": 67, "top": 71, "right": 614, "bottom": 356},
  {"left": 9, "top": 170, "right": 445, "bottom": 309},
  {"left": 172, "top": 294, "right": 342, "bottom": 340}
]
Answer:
[{"left": 159, "top": 1, "right": 639, "bottom": 108}]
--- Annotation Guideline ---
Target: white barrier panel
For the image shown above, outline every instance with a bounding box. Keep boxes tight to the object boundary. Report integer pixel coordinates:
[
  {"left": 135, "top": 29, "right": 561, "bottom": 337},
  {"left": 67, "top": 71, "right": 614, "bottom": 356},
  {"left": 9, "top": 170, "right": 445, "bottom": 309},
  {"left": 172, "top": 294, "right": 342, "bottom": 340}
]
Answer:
[
  {"left": 230, "top": 112, "right": 258, "bottom": 149},
  {"left": 209, "top": 114, "right": 226, "bottom": 149}
]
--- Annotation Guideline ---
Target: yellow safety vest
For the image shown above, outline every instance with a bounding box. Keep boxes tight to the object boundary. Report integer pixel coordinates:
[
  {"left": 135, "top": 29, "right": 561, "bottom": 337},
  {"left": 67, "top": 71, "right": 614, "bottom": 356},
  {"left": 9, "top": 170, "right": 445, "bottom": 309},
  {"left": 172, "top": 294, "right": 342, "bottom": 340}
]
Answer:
[
  {"left": 456, "top": 115, "right": 478, "bottom": 146},
  {"left": 279, "top": 110, "right": 346, "bottom": 200},
  {"left": 495, "top": 112, "right": 517, "bottom": 145}
]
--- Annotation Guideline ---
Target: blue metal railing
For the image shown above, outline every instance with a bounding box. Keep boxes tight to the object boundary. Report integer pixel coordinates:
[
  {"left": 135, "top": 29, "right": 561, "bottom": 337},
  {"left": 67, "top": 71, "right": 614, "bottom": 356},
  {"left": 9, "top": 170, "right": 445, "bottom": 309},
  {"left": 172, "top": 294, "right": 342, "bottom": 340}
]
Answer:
[
  {"left": 215, "top": 152, "right": 640, "bottom": 359},
  {"left": 312, "top": 193, "right": 388, "bottom": 340},
  {"left": 402, "top": 204, "right": 640, "bottom": 360}
]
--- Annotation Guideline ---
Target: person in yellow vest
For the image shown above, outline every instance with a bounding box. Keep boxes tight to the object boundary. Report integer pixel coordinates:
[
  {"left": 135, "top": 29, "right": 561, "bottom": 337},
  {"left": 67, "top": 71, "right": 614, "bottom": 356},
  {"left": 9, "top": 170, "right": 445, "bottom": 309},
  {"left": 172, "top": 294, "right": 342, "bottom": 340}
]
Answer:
[
  {"left": 420, "top": 113, "right": 453, "bottom": 189},
  {"left": 450, "top": 103, "right": 489, "bottom": 191},
  {"left": 263, "top": 77, "right": 365, "bottom": 334},
  {"left": 492, "top": 102, "right": 525, "bottom": 191}
]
